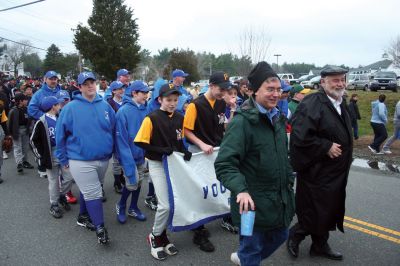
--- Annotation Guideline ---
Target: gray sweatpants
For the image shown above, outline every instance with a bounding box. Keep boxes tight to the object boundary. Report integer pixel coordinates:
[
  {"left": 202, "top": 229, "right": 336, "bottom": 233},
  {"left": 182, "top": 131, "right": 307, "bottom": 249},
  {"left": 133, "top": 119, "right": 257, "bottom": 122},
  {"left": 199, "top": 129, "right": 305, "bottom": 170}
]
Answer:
[
  {"left": 124, "top": 163, "right": 149, "bottom": 191},
  {"left": 69, "top": 159, "right": 109, "bottom": 201},
  {"left": 148, "top": 159, "right": 169, "bottom": 236},
  {"left": 13, "top": 126, "right": 29, "bottom": 165},
  {"left": 47, "top": 148, "right": 74, "bottom": 205}
]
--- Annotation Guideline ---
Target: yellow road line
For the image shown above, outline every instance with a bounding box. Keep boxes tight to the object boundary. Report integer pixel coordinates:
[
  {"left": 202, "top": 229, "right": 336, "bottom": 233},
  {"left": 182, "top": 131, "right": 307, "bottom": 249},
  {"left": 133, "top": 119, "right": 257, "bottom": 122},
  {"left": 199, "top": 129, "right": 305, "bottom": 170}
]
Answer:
[
  {"left": 343, "top": 222, "right": 400, "bottom": 245},
  {"left": 344, "top": 216, "right": 400, "bottom": 237}
]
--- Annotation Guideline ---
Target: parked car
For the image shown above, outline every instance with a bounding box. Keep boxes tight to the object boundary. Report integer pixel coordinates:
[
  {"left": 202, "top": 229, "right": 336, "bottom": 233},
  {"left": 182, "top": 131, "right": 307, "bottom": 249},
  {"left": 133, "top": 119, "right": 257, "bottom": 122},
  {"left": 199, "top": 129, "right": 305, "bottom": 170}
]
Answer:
[
  {"left": 347, "top": 74, "right": 370, "bottom": 91},
  {"left": 369, "top": 71, "right": 398, "bottom": 92},
  {"left": 302, "top": 75, "right": 321, "bottom": 89},
  {"left": 278, "top": 73, "right": 298, "bottom": 85},
  {"left": 298, "top": 74, "right": 315, "bottom": 83},
  {"left": 192, "top": 79, "right": 209, "bottom": 88}
]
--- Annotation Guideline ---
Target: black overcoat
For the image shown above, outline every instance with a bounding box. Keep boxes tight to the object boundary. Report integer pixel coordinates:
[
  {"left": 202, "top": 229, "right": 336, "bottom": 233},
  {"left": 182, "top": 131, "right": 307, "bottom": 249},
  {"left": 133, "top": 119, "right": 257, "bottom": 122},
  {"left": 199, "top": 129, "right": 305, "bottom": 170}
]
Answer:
[{"left": 290, "top": 89, "right": 353, "bottom": 234}]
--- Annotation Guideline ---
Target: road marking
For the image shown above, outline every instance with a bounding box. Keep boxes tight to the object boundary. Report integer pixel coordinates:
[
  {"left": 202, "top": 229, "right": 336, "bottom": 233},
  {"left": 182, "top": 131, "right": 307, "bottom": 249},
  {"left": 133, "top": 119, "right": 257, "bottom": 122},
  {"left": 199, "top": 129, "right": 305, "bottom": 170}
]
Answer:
[
  {"left": 344, "top": 222, "right": 400, "bottom": 245},
  {"left": 344, "top": 216, "right": 400, "bottom": 237}
]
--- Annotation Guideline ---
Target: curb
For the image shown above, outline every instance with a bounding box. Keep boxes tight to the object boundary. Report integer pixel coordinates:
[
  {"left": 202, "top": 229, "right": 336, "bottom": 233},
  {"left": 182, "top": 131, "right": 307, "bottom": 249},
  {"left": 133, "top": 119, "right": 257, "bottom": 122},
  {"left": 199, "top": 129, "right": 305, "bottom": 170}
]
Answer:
[{"left": 352, "top": 158, "right": 400, "bottom": 174}]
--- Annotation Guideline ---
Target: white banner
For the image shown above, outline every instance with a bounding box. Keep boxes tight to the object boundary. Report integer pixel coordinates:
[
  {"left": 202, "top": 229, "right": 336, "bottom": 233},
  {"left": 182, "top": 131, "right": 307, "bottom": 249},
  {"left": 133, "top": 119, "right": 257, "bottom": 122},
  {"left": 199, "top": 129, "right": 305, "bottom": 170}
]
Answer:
[{"left": 163, "top": 149, "right": 230, "bottom": 232}]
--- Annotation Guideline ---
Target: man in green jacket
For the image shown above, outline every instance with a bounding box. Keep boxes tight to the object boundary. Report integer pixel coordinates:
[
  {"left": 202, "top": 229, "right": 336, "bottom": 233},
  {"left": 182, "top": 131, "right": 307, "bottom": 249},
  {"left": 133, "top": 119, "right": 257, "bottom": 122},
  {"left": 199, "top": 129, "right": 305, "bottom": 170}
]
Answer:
[{"left": 215, "top": 61, "right": 295, "bottom": 266}]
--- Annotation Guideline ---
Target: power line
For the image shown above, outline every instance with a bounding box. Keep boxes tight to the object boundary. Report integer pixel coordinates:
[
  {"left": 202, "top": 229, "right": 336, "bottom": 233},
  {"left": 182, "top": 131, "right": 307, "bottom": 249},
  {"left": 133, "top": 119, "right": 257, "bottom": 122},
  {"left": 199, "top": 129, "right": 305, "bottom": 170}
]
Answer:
[
  {"left": 0, "top": 0, "right": 45, "bottom": 12},
  {"left": 0, "top": 36, "right": 46, "bottom": 51}
]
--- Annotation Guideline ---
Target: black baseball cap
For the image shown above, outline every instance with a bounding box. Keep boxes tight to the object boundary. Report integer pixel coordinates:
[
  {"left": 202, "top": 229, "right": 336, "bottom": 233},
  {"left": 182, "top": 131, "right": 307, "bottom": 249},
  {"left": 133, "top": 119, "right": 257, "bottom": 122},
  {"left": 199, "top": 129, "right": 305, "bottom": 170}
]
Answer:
[
  {"left": 209, "top": 71, "right": 232, "bottom": 90},
  {"left": 159, "top": 83, "right": 181, "bottom": 97}
]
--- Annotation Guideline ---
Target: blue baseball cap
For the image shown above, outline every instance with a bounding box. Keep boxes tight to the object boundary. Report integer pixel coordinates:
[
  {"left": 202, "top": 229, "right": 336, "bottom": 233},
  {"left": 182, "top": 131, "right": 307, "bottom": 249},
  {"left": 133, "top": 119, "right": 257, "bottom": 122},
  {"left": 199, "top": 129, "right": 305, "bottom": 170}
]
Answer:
[
  {"left": 117, "top": 69, "right": 130, "bottom": 77},
  {"left": 125, "top": 80, "right": 149, "bottom": 96},
  {"left": 109, "top": 81, "right": 125, "bottom": 91},
  {"left": 280, "top": 80, "right": 292, "bottom": 92},
  {"left": 40, "top": 96, "right": 63, "bottom": 112},
  {"left": 44, "top": 71, "right": 58, "bottom": 79},
  {"left": 172, "top": 69, "right": 189, "bottom": 78},
  {"left": 56, "top": 90, "right": 70, "bottom": 100},
  {"left": 77, "top": 72, "right": 96, "bottom": 85}
]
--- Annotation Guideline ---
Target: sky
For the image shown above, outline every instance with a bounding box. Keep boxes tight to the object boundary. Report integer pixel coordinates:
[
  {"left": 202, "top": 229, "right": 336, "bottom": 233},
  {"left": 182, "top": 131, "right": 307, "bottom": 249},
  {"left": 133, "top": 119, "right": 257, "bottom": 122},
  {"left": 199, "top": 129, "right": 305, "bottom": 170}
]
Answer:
[{"left": 0, "top": 0, "right": 399, "bottom": 68}]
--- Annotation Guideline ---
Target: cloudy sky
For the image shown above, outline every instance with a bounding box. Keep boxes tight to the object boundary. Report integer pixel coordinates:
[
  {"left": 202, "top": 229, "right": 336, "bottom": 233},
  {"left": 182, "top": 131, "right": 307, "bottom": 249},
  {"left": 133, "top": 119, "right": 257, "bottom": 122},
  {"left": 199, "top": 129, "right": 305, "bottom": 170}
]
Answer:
[{"left": 0, "top": 0, "right": 398, "bottom": 68}]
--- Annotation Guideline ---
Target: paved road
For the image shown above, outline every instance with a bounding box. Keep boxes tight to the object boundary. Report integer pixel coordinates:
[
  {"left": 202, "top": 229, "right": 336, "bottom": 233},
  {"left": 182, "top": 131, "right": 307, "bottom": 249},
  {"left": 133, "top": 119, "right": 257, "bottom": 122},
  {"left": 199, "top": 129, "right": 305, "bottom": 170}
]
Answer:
[{"left": 0, "top": 154, "right": 399, "bottom": 266}]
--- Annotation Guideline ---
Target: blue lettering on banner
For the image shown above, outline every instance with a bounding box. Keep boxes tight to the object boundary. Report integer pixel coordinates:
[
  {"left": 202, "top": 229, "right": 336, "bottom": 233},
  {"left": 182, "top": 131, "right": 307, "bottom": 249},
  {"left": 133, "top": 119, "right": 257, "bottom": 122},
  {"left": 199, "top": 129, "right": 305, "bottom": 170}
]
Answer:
[
  {"left": 203, "top": 186, "right": 208, "bottom": 199},
  {"left": 203, "top": 182, "right": 227, "bottom": 199}
]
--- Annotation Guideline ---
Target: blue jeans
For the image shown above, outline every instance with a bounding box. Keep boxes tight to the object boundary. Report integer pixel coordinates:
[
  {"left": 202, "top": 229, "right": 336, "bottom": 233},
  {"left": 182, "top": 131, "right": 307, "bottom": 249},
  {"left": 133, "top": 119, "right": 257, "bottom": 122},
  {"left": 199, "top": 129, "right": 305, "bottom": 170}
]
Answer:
[{"left": 238, "top": 227, "right": 288, "bottom": 266}]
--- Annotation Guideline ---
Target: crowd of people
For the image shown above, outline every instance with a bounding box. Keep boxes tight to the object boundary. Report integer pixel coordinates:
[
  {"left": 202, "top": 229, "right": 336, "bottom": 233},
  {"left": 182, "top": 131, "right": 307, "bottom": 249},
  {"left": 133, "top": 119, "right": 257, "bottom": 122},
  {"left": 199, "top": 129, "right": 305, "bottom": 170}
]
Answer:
[{"left": 0, "top": 62, "right": 398, "bottom": 265}]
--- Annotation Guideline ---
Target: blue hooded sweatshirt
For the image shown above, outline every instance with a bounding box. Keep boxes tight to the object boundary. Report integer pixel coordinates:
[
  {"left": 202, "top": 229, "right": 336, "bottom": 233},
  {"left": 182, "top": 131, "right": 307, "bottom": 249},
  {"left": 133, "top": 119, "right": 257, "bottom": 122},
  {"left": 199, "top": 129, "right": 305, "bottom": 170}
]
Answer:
[
  {"left": 55, "top": 91, "right": 116, "bottom": 166},
  {"left": 28, "top": 83, "right": 62, "bottom": 120},
  {"left": 115, "top": 95, "right": 148, "bottom": 183},
  {"left": 370, "top": 100, "right": 388, "bottom": 124},
  {"left": 147, "top": 78, "right": 166, "bottom": 113}
]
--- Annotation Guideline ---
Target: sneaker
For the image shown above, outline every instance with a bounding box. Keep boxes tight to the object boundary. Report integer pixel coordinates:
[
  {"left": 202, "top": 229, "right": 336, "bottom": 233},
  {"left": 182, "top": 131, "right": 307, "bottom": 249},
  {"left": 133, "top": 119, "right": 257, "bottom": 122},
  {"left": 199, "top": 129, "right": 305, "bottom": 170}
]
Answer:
[
  {"left": 114, "top": 181, "right": 123, "bottom": 194},
  {"left": 161, "top": 230, "right": 178, "bottom": 256},
  {"left": 38, "top": 170, "right": 47, "bottom": 178},
  {"left": 193, "top": 229, "right": 215, "bottom": 252},
  {"left": 102, "top": 188, "right": 107, "bottom": 202},
  {"left": 376, "top": 151, "right": 384, "bottom": 155},
  {"left": 96, "top": 226, "right": 109, "bottom": 244},
  {"left": 59, "top": 195, "right": 71, "bottom": 211},
  {"left": 145, "top": 195, "right": 158, "bottom": 211},
  {"left": 383, "top": 149, "right": 392, "bottom": 154},
  {"left": 368, "top": 145, "right": 377, "bottom": 154},
  {"left": 230, "top": 252, "right": 241, "bottom": 265},
  {"left": 127, "top": 208, "right": 147, "bottom": 221},
  {"left": 147, "top": 233, "right": 168, "bottom": 260},
  {"left": 49, "top": 204, "right": 63, "bottom": 219},
  {"left": 116, "top": 203, "right": 127, "bottom": 224},
  {"left": 3, "top": 151, "right": 8, "bottom": 159},
  {"left": 221, "top": 218, "right": 239, "bottom": 234},
  {"left": 77, "top": 213, "right": 96, "bottom": 231},
  {"left": 66, "top": 191, "right": 77, "bottom": 204},
  {"left": 17, "top": 163, "right": 23, "bottom": 173},
  {"left": 22, "top": 161, "right": 34, "bottom": 169}
]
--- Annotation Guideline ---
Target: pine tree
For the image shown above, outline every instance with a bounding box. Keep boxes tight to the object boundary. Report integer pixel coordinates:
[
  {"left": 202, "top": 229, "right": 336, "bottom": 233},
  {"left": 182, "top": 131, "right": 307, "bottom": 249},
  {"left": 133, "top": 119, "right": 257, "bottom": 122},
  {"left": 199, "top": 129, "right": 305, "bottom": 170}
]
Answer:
[
  {"left": 73, "top": 0, "right": 141, "bottom": 79},
  {"left": 43, "top": 44, "right": 64, "bottom": 74}
]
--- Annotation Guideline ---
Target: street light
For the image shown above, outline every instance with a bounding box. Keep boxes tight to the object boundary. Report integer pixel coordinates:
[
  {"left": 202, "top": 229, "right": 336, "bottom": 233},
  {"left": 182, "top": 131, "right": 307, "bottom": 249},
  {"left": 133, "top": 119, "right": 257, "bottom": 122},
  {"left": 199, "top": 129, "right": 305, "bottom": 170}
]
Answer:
[{"left": 274, "top": 54, "right": 281, "bottom": 73}]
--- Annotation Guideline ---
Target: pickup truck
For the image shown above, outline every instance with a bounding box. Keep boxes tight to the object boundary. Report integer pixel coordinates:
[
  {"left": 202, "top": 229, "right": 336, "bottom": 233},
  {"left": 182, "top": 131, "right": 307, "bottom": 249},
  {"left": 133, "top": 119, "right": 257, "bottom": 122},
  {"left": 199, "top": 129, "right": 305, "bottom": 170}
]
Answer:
[{"left": 277, "top": 73, "right": 298, "bottom": 85}]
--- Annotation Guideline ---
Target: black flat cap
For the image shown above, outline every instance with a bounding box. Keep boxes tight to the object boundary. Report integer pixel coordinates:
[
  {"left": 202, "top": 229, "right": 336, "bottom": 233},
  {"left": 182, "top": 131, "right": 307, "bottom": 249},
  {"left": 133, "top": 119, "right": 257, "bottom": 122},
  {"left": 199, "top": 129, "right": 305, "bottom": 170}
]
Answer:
[{"left": 320, "top": 66, "right": 348, "bottom": 77}]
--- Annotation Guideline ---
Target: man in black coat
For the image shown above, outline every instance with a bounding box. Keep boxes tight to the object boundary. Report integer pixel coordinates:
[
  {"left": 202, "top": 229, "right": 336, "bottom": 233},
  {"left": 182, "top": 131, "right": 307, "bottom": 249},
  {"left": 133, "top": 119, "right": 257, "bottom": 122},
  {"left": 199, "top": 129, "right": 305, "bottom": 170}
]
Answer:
[
  {"left": 287, "top": 66, "right": 353, "bottom": 261},
  {"left": 348, "top": 94, "right": 361, "bottom": 140}
]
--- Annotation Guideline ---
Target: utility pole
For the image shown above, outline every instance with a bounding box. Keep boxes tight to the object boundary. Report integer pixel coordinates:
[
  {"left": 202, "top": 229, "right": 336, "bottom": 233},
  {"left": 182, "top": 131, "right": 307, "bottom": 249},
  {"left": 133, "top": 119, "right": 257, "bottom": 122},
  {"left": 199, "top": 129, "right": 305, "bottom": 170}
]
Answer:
[
  {"left": 209, "top": 62, "right": 212, "bottom": 76},
  {"left": 78, "top": 54, "right": 83, "bottom": 72},
  {"left": 274, "top": 54, "right": 281, "bottom": 73}
]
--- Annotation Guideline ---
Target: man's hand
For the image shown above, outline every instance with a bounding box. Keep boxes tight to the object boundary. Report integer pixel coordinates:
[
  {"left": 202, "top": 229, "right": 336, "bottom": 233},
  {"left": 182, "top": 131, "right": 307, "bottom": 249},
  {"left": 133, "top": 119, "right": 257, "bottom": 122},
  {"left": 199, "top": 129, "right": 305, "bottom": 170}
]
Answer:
[
  {"left": 327, "top": 143, "right": 342, "bottom": 159},
  {"left": 200, "top": 143, "right": 213, "bottom": 154},
  {"left": 236, "top": 192, "right": 255, "bottom": 214}
]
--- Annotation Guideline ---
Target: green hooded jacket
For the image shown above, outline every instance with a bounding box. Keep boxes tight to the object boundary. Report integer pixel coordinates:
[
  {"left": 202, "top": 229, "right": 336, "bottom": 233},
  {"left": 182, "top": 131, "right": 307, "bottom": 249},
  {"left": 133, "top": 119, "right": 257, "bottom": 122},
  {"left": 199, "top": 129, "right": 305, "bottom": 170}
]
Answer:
[{"left": 214, "top": 97, "right": 295, "bottom": 232}]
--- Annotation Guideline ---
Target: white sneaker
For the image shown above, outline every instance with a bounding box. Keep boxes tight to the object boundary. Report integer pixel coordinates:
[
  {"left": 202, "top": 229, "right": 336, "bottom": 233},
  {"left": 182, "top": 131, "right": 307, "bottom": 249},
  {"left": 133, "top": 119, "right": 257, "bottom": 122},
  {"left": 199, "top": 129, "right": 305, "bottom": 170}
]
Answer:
[
  {"left": 230, "top": 252, "right": 241, "bottom": 265},
  {"left": 383, "top": 150, "right": 392, "bottom": 154},
  {"left": 367, "top": 145, "right": 377, "bottom": 154},
  {"left": 38, "top": 170, "right": 47, "bottom": 178},
  {"left": 3, "top": 151, "right": 8, "bottom": 159}
]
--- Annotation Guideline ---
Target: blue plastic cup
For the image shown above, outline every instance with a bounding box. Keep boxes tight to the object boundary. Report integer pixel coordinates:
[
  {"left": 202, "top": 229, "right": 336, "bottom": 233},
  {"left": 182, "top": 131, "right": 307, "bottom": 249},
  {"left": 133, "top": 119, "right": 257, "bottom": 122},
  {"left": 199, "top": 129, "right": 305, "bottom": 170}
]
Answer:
[{"left": 241, "top": 211, "right": 255, "bottom": 236}]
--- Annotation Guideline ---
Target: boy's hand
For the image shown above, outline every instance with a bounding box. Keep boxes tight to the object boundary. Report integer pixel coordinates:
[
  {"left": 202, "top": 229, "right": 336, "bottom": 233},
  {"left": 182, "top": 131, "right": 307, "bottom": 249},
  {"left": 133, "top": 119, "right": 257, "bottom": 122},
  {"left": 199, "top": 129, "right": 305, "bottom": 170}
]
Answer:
[{"left": 200, "top": 143, "right": 213, "bottom": 154}]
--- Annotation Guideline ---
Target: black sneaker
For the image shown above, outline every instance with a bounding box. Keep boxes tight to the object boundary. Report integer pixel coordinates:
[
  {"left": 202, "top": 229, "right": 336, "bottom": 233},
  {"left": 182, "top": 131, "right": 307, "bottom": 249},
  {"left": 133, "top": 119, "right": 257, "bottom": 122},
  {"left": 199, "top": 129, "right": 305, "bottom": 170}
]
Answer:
[
  {"left": 22, "top": 161, "right": 34, "bottom": 169},
  {"left": 193, "top": 229, "right": 215, "bottom": 252},
  {"left": 50, "top": 204, "right": 63, "bottom": 219},
  {"left": 102, "top": 187, "right": 107, "bottom": 202},
  {"left": 17, "top": 163, "right": 23, "bottom": 173},
  {"left": 147, "top": 233, "right": 168, "bottom": 260},
  {"left": 114, "top": 181, "right": 123, "bottom": 194},
  {"left": 221, "top": 217, "right": 239, "bottom": 234},
  {"left": 77, "top": 213, "right": 96, "bottom": 231},
  {"left": 145, "top": 195, "right": 158, "bottom": 211},
  {"left": 59, "top": 195, "right": 71, "bottom": 211},
  {"left": 96, "top": 226, "right": 109, "bottom": 244}
]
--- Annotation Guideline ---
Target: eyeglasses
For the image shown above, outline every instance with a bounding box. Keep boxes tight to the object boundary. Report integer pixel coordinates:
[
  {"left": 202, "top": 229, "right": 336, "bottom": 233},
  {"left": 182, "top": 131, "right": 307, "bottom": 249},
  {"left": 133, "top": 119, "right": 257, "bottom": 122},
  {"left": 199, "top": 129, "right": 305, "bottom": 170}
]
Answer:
[{"left": 265, "top": 88, "right": 283, "bottom": 94}]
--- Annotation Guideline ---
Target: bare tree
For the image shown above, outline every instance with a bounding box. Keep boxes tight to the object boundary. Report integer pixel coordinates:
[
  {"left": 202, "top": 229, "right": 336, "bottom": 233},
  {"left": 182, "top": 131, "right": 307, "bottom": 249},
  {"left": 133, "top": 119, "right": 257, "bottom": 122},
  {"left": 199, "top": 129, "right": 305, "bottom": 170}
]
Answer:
[
  {"left": 387, "top": 35, "right": 400, "bottom": 67},
  {"left": 238, "top": 26, "right": 271, "bottom": 64},
  {"left": 6, "top": 40, "right": 32, "bottom": 76}
]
